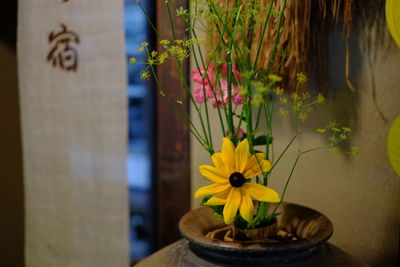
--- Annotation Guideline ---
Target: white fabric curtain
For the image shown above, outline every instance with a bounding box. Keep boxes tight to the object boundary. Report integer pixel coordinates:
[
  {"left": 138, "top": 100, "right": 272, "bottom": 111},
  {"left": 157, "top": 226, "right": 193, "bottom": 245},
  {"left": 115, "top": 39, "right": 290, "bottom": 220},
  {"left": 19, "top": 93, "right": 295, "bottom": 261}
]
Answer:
[{"left": 17, "top": 0, "right": 129, "bottom": 266}]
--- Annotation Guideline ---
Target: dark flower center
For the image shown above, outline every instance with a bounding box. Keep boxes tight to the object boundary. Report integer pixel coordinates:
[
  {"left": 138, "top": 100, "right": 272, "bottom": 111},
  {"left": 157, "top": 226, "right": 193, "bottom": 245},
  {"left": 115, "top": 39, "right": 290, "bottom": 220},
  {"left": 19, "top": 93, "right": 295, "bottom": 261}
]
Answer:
[{"left": 229, "top": 172, "right": 245, "bottom": 188}]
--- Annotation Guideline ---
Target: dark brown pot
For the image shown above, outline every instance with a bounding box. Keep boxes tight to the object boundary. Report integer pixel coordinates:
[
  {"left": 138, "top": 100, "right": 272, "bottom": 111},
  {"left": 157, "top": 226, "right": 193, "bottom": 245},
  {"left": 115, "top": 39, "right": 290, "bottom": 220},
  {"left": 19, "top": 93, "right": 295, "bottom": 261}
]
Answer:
[{"left": 179, "top": 202, "right": 333, "bottom": 265}]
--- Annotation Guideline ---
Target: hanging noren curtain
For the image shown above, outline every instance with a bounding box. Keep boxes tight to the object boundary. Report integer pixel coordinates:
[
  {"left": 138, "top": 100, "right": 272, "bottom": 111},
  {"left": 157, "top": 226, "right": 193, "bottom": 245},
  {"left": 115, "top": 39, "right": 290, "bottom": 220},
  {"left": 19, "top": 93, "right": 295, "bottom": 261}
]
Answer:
[{"left": 18, "top": 0, "right": 129, "bottom": 265}]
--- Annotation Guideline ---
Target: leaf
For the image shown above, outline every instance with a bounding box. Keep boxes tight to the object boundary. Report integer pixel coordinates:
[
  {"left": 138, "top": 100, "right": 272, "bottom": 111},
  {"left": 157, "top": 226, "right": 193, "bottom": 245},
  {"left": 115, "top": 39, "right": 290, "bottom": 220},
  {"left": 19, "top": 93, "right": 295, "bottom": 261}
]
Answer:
[
  {"left": 268, "top": 74, "right": 282, "bottom": 82},
  {"left": 253, "top": 135, "right": 273, "bottom": 146},
  {"left": 233, "top": 113, "right": 246, "bottom": 121},
  {"left": 234, "top": 214, "right": 249, "bottom": 229},
  {"left": 316, "top": 128, "right": 326, "bottom": 133},
  {"left": 200, "top": 195, "right": 224, "bottom": 216},
  {"left": 235, "top": 212, "right": 281, "bottom": 229}
]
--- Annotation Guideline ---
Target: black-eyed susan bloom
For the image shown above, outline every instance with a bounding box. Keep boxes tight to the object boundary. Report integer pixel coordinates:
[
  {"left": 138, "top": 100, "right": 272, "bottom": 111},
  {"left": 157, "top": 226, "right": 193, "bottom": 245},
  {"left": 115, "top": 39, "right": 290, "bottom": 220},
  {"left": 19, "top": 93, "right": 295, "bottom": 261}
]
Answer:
[{"left": 194, "top": 138, "right": 280, "bottom": 225}]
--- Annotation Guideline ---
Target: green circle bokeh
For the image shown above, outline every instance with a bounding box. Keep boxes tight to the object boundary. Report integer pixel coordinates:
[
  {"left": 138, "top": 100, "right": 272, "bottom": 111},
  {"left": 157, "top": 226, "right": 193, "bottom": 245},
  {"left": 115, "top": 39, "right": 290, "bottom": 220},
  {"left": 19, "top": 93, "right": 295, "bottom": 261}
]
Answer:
[{"left": 387, "top": 115, "right": 400, "bottom": 177}]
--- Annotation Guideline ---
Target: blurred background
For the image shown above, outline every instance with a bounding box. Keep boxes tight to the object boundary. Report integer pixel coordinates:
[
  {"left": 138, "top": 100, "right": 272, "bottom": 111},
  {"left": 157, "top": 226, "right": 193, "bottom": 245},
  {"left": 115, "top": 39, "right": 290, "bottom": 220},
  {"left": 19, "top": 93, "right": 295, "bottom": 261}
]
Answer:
[{"left": 124, "top": 0, "right": 156, "bottom": 261}]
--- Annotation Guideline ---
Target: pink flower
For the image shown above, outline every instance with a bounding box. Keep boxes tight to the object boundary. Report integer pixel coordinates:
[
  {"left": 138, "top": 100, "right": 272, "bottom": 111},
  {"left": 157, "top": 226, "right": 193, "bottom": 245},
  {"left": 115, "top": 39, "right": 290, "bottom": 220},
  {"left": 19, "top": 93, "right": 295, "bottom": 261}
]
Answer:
[
  {"left": 236, "top": 128, "right": 245, "bottom": 139},
  {"left": 192, "top": 83, "right": 217, "bottom": 103},
  {"left": 226, "top": 127, "right": 245, "bottom": 139},
  {"left": 211, "top": 79, "right": 243, "bottom": 107},
  {"left": 191, "top": 62, "right": 215, "bottom": 84},
  {"left": 211, "top": 79, "right": 228, "bottom": 108},
  {"left": 192, "top": 83, "right": 205, "bottom": 103},
  {"left": 192, "top": 61, "right": 243, "bottom": 108},
  {"left": 232, "top": 92, "right": 243, "bottom": 105},
  {"left": 222, "top": 63, "right": 242, "bottom": 81}
]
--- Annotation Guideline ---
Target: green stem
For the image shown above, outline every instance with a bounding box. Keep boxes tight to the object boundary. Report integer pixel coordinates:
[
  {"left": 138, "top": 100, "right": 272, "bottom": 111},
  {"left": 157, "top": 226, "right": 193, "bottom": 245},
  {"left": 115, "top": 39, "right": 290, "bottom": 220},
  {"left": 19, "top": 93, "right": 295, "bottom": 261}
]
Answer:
[
  {"left": 246, "top": 0, "right": 256, "bottom": 65},
  {"left": 140, "top": 1, "right": 212, "bottom": 152},
  {"left": 207, "top": 0, "right": 246, "bottom": 62},
  {"left": 234, "top": 108, "right": 245, "bottom": 137},
  {"left": 263, "top": 104, "right": 271, "bottom": 161},
  {"left": 149, "top": 65, "right": 208, "bottom": 151},
  {"left": 201, "top": 83, "right": 214, "bottom": 154},
  {"left": 167, "top": 2, "right": 215, "bottom": 153},
  {"left": 254, "top": 106, "right": 263, "bottom": 131},
  {"left": 265, "top": 91, "right": 275, "bottom": 163},
  {"left": 270, "top": 134, "right": 297, "bottom": 172},
  {"left": 272, "top": 136, "right": 346, "bottom": 213},
  {"left": 252, "top": 0, "right": 274, "bottom": 70},
  {"left": 244, "top": 80, "right": 254, "bottom": 153},
  {"left": 245, "top": 106, "right": 254, "bottom": 152},
  {"left": 178, "top": 60, "right": 213, "bottom": 152},
  {"left": 227, "top": 54, "right": 234, "bottom": 136},
  {"left": 190, "top": 29, "right": 227, "bottom": 137},
  {"left": 267, "top": 0, "right": 287, "bottom": 72},
  {"left": 272, "top": 152, "right": 301, "bottom": 214},
  {"left": 166, "top": 2, "right": 176, "bottom": 40},
  {"left": 138, "top": 2, "right": 162, "bottom": 39}
]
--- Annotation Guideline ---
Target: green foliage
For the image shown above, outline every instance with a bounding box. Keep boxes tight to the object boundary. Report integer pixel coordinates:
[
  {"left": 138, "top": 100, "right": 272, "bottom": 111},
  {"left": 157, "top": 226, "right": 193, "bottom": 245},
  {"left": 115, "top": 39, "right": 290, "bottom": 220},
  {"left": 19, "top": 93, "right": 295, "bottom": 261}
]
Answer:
[
  {"left": 200, "top": 195, "right": 224, "bottom": 217},
  {"left": 253, "top": 135, "right": 273, "bottom": 146},
  {"left": 235, "top": 210, "right": 280, "bottom": 229}
]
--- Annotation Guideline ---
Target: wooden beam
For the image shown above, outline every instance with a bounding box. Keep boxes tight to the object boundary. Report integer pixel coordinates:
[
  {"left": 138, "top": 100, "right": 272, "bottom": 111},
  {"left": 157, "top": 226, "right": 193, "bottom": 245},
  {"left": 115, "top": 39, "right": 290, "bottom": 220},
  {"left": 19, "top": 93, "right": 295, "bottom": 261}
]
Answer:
[
  {"left": 0, "top": 2, "right": 24, "bottom": 265},
  {"left": 155, "top": 0, "right": 190, "bottom": 249}
]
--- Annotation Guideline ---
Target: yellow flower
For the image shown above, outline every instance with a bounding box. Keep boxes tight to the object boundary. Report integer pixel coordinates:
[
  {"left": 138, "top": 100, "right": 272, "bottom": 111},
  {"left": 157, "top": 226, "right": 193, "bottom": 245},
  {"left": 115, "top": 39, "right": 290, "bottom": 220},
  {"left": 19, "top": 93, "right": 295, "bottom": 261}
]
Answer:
[
  {"left": 158, "top": 52, "right": 168, "bottom": 64},
  {"left": 280, "top": 96, "right": 288, "bottom": 105},
  {"left": 159, "top": 39, "right": 170, "bottom": 46},
  {"left": 316, "top": 93, "right": 326, "bottom": 104},
  {"left": 296, "top": 72, "right": 308, "bottom": 84},
  {"left": 194, "top": 138, "right": 280, "bottom": 225},
  {"left": 278, "top": 108, "right": 289, "bottom": 117},
  {"left": 274, "top": 87, "right": 284, "bottom": 95},
  {"left": 268, "top": 74, "right": 282, "bottom": 82},
  {"left": 140, "top": 70, "right": 150, "bottom": 80}
]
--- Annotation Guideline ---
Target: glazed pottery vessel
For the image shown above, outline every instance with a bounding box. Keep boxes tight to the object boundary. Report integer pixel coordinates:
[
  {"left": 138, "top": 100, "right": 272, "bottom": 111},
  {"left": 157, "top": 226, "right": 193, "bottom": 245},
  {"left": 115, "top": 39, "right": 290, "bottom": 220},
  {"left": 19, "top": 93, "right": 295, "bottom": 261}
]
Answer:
[{"left": 179, "top": 202, "right": 333, "bottom": 265}]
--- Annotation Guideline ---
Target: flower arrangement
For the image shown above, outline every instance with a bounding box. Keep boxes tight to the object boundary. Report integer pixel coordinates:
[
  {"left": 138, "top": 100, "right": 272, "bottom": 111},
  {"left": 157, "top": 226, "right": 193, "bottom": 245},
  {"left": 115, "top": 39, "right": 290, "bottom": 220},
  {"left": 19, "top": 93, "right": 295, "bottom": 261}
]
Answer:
[{"left": 133, "top": 0, "right": 356, "bottom": 236}]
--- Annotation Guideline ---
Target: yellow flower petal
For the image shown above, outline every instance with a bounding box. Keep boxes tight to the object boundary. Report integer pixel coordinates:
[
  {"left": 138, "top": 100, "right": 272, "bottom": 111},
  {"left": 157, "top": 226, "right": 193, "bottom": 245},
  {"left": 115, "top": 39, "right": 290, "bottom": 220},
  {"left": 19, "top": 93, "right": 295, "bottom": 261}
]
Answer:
[
  {"left": 243, "top": 183, "right": 280, "bottom": 203},
  {"left": 244, "top": 154, "right": 271, "bottom": 178},
  {"left": 235, "top": 138, "right": 250, "bottom": 173},
  {"left": 199, "top": 165, "right": 229, "bottom": 183},
  {"left": 215, "top": 187, "right": 231, "bottom": 199},
  {"left": 243, "top": 166, "right": 263, "bottom": 178},
  {"left": 223, "top": 188, "right": 241, "bottom": 225},
  {"left": 260, "top": 160, "right": 272, "bottom": 172},
  {"left": 256, "top": 153, "right": 266, "bottom": 159},
  {"left": 221, "top": 138, "right": 235, "bottom": 171},
  {"left": 194, "top": 183, "right": 230, "bottom": 198},
  {"left": 205, "top": 187, "right": 230, "bottom": 205},
  {"left": 211, "top": 152, "right": 226, "bottom": 170},
  {"left": 246, "top": 153, "right": 266, "bottom": 168},
  {"left": 206, "top": 196, "right": 226, "bottom": 205},
  {"left": 239, "top": 188, "right": 254, "bottom": 222}
]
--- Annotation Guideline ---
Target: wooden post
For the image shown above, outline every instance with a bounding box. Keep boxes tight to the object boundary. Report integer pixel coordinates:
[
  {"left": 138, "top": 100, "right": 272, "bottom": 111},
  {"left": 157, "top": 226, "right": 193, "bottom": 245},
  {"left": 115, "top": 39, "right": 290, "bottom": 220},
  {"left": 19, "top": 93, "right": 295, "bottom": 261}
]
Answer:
[
  {"left": 155, "top": 0, "right": 190, "bottom": 249},
  {"left": 0, "top": 2, "right": 24, "bottom": 265}
]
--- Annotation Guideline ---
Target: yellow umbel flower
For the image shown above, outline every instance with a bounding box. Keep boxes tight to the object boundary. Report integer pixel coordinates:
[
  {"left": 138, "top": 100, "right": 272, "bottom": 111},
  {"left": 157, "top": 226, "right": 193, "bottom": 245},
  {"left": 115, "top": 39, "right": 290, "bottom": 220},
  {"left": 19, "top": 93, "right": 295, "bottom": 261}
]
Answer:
[{"left": 194, "top": 138, "right": 280, "bottom": 225}]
